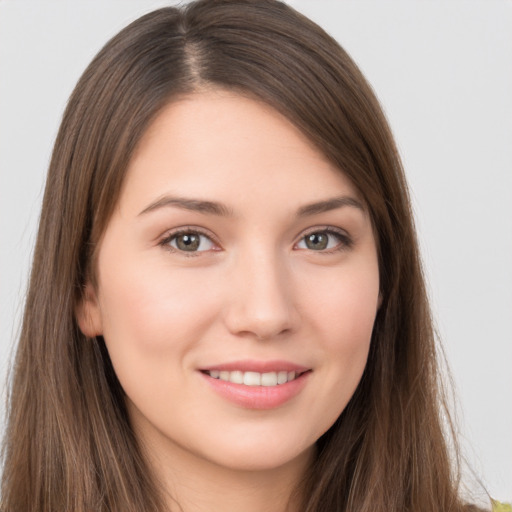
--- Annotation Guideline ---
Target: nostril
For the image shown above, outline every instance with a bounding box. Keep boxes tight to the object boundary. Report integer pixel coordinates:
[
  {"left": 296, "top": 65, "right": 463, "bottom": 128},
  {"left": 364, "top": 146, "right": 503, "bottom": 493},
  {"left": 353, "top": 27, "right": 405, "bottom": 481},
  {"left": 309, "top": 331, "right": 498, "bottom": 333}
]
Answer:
[{"left": 222, "top": 262, "right": 299, "bottom": 339}]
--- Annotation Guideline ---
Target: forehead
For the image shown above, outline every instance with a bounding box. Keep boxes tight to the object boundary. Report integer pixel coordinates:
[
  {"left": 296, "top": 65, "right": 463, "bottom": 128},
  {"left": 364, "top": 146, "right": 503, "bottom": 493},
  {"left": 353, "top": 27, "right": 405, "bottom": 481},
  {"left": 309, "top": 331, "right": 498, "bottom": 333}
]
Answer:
[{"left": 119, "top": 89, "right": 362, "bottom": 216}]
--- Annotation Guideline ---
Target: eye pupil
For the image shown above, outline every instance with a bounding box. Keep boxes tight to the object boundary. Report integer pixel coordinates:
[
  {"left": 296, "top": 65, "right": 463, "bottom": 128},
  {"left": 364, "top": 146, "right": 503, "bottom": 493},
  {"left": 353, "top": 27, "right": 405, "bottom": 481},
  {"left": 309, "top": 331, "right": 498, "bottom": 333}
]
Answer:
[
  {"left": 176, "top": 234, "right": 200, "bottom": 251},
  {"left": 305, "top": 232, "right": 328, "bottom": 250}
]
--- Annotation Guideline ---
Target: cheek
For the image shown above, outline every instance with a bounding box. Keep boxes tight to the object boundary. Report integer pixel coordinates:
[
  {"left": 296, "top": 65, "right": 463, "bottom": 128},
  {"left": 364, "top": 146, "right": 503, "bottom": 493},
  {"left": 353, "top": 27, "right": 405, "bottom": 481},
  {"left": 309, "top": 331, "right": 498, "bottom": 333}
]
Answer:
[
  {"left": 97, "top": 255, "right": 223, "bottom": 371},
  {"left": 301, "top": 256, "right": 380, "bottom": 345},
  {"left": 325, "top": 273, "right": 377, "bottom": 377},
  {"left": 96, "top": 262, "right": 228, "bottom": 432},
  {"left": 297, "top": 256, "right": 379, "bottom": 426},
  {"left": 315, "top": 277, "right": 376, "bottom": 373}
]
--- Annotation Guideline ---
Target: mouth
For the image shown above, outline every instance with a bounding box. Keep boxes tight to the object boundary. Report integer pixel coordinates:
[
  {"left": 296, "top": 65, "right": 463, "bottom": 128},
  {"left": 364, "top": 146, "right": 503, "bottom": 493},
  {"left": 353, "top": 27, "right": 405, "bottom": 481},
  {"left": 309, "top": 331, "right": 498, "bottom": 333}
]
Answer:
[
  {"left": 198, "top": 362, "right": 312, "bottom": 409},
  {"left": 201, "top": 369, "right": 308, "bottom": 387}
]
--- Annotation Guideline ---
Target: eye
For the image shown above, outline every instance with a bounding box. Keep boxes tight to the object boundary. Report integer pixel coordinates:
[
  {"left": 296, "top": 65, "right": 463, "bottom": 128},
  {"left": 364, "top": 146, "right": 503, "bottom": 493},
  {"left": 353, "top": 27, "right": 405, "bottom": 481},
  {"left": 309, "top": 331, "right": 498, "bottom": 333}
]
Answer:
[
  {"left": 162, "top": 230, "right": 216, "bottom": 253},
  {"left": 296, "top": 229, "right": 351, "bottom": 252}
]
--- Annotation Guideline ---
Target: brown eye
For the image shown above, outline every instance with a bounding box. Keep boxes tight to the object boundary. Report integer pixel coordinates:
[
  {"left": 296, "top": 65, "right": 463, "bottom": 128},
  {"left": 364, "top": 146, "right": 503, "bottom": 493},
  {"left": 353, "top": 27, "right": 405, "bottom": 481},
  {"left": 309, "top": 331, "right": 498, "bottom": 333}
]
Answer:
[{"left": 167, "top": 232, "right": 215, "bottom": 252}]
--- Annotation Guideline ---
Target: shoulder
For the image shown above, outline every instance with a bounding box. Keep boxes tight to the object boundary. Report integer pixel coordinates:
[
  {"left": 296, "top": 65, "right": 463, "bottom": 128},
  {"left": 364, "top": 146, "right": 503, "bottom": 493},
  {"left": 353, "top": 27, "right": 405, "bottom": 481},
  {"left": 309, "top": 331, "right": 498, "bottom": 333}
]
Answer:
[
  {"left": 492, "top": 501, "right": 512, "bottom": 512},
  {"left": 464, "top": 501, "right": 511, "bottom": 512}
]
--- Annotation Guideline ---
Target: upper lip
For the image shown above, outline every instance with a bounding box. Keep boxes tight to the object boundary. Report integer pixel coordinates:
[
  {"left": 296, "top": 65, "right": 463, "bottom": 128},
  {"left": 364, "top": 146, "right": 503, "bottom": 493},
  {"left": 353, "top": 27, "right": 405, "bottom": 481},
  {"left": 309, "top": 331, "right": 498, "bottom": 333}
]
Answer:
[{"left": 199, "top": 360, "right": 310, "bottom": 373}]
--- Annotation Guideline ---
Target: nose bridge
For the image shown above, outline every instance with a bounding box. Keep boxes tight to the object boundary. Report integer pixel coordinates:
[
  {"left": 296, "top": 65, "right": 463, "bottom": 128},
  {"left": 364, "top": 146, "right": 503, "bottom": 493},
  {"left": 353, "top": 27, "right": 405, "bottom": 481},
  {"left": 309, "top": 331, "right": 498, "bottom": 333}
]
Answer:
[{"left": 224, "top": 243, "right": 297, "bottom": 339}]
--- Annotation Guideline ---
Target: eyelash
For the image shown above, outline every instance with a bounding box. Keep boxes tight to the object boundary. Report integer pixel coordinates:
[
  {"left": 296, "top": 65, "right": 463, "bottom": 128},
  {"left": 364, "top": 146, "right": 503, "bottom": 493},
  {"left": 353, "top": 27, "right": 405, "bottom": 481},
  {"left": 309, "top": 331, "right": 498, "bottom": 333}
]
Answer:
[
  {"left": 159, "top": 227, "right": 220, "bottom": 257},
  {"left": 297, "top": 226, "right": 353, "bottom": 253},
  {"left": 158, "top": 226, "right": 353, "bottom": 256}
]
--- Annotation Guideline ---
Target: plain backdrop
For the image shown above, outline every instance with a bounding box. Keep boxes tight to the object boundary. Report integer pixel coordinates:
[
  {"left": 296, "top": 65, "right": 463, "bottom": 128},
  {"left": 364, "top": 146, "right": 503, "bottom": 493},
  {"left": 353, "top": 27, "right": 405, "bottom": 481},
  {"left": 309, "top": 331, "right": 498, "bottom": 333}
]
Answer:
[{"left": 0, "top": 0, "right": 511, "bottom": 501}]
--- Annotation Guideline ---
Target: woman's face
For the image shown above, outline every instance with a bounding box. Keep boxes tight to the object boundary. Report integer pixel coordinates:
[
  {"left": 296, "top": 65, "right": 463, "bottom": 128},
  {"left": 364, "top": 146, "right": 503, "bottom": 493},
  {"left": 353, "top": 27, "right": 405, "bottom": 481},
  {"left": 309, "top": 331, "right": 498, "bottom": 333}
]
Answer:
[{"left": 78, "top": 90, "right": 380, "bottom": 474}]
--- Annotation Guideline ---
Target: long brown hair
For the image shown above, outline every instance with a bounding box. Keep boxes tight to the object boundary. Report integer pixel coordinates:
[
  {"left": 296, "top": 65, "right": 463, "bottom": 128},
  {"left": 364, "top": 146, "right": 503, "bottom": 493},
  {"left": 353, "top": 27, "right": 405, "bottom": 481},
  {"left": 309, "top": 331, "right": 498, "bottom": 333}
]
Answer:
[{"left": 1, "top": 1, "right": 485, "bottom": 511}]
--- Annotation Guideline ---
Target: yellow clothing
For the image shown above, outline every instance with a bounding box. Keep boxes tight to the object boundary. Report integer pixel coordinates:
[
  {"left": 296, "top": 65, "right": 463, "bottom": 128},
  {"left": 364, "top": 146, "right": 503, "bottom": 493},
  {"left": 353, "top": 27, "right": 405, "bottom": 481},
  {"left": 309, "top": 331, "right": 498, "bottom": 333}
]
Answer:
[{"left": 493, "top": 500, "right": 512, "bottom": 512}]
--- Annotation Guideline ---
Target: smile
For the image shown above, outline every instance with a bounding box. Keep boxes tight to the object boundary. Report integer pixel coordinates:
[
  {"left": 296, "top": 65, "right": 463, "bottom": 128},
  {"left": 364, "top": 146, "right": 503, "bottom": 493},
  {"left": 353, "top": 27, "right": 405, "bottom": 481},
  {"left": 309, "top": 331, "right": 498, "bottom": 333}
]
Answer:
[
  {"left": 199, "top": 362, "right": 312, "bottom": 409},
  {"left": 203, "top": 370, "right": 302, "bottom": 387}
]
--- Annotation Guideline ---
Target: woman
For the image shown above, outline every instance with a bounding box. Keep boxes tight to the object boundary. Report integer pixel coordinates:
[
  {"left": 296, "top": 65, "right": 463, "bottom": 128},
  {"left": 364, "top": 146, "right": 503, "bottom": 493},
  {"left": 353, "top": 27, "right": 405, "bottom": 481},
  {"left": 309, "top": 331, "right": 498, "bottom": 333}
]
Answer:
[{"left": 0, "top": 1, "right": 502, "bottom": 511}]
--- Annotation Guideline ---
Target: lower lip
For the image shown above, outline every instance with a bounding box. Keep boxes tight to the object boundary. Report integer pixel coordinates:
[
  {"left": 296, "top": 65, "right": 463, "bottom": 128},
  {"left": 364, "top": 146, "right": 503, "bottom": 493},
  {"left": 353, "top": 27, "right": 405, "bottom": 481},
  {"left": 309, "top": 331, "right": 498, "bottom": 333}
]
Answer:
[{"left": 199, "top": 371, "right": 311, "bottom": 410}]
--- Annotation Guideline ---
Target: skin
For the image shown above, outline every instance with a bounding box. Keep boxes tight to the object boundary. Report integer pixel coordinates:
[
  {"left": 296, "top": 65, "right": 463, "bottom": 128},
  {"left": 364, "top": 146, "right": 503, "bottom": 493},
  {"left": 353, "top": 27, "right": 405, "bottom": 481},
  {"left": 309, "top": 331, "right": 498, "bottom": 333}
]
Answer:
[{"left": 77, "top": 90, "right": 380, "bottom": 512}]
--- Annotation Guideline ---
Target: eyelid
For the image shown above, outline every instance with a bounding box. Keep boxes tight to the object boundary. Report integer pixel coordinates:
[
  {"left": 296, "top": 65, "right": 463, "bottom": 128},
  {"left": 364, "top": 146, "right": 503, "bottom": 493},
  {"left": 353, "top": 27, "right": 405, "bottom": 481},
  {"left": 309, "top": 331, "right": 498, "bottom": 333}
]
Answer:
[
  {"left": 159, "top": 226, "right": 222, "bottom": 254},
  {"left": 157, "top": 225, "right": 352, "bottom": 255},
  {"left": 294, "top": 225, "right": 353, "bottom": 252}
]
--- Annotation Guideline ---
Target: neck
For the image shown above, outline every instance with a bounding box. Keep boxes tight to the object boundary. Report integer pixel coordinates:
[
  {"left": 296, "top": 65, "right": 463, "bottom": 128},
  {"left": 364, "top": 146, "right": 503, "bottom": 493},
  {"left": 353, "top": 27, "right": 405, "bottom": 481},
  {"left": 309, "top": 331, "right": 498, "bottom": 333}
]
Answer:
[{"left": 141, "top": 431, "right": 314, "bottom": 512}]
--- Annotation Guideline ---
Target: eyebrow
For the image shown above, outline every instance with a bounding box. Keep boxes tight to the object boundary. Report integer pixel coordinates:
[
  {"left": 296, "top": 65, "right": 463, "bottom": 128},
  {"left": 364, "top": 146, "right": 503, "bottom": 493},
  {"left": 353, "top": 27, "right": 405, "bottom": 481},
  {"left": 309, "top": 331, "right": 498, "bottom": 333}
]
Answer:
[
  {"left": 138, "top": 196, "right": 234, "bottom": 217},
  {"left": 297, "top": 196, "right": 365, "bottom": 217},
  {"left": 138, "top": 194, "right": 364, "bottom": 218}
]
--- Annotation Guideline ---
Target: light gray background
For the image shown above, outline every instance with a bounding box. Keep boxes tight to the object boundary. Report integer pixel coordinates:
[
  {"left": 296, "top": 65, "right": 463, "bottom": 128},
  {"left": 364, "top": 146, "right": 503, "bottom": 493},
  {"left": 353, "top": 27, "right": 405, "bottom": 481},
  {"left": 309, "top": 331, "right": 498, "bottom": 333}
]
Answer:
[{"left": 1, "top": 0, "right": 511, "bottom": 500}]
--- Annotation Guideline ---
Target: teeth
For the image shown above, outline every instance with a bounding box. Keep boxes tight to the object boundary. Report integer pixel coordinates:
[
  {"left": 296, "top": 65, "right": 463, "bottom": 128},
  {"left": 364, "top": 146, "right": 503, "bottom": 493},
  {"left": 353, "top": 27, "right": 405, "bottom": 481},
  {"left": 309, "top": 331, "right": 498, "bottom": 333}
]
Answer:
[
  {"left": 277, "top": 371, "right": 288, "bottom": 384},
  {"left": 230, "top": 371, "right": 244, "bottom": 384},
  {"left": 243, "top": 371, "right": 261, "bottom": 386},
  {"left": 261, "top": 372, "right": 277, "bottom": 386},
  {"left": 206, "top": 369, "right": 300, "bottom": 386}
]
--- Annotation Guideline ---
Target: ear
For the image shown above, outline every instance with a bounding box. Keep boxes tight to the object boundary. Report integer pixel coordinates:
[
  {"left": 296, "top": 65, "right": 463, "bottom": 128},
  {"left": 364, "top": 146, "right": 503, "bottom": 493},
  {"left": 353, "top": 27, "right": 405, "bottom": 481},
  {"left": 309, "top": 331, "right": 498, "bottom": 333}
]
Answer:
[{"left": 75, "top": 282, "right": 103, "bottom": 337}]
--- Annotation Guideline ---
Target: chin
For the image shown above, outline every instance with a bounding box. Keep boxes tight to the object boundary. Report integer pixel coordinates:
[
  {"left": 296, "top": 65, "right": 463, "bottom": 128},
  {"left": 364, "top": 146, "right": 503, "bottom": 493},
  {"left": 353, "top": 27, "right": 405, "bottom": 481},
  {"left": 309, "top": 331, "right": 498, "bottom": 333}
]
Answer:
[
  {"left": 205, "top": 442, "right": 315, "bottom": 474},
  {"left": 191, "top": 424, "right": 318, "bottom": 474}
]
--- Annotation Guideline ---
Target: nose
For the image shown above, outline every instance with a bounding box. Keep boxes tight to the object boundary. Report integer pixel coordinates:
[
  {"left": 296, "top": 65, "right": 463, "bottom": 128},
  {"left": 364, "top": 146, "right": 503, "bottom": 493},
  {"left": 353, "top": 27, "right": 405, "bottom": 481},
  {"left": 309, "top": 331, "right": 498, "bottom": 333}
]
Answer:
[{"left": 223, "top": 250, "right": 299, "bottom": 340}]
